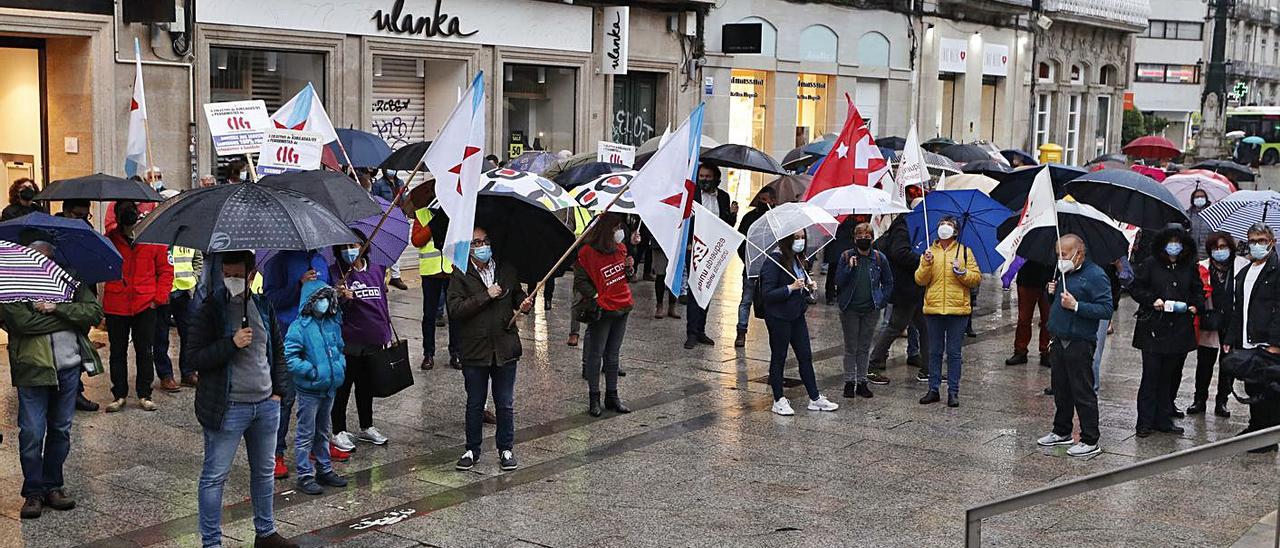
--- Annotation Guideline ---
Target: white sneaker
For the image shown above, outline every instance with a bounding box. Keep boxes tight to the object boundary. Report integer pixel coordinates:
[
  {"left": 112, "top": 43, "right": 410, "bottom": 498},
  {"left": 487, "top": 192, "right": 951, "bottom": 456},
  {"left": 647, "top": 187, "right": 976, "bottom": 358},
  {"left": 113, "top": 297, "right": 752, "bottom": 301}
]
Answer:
[
  {"left": 807, "top": 395, "right": 839, "bottom": 412},
  {"left": 771, "top": 397, "right": 796, "bottom": 416},
  {"left": 358, "top": 426, "right": 388, "bottom": 445},
  {"left": 1037, "top": 432, "right": 1074, "bottom": 447},
  {"left": 331, "top": 431, "right": 356, "bottom": 452},
  {"left": 1067, "top": 442, "right": 1101, "bottom": 457}
]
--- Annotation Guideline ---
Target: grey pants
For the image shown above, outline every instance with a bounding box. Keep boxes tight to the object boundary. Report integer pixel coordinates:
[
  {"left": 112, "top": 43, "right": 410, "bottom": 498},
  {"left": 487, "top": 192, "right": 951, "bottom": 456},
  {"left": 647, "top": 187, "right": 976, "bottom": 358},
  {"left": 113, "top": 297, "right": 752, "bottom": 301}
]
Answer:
[
  {"left": 841, "top": 307, "right": 880, "bottom": 383},
  {"left": 583, "top": 311, "right": 629, "bottom": 394}
]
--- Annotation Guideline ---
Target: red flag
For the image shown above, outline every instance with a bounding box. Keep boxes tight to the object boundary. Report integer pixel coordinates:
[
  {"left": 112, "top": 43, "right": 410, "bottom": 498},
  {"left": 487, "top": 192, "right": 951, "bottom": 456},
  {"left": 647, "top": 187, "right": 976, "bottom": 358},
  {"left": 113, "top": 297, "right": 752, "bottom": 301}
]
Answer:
[{"left": 803, "top": 97, "right": 888, "bottom": 201}]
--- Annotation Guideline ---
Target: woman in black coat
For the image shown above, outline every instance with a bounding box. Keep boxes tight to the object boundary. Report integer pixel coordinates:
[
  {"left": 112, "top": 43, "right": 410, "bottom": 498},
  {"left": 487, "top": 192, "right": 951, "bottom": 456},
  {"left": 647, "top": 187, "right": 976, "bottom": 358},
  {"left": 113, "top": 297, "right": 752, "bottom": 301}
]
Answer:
[
  {"left": 1130, "top": 225, "right": 1205, "bottom": 437},
  {"left": 760, "top": 231, "right": 838, "bottom": 417}
]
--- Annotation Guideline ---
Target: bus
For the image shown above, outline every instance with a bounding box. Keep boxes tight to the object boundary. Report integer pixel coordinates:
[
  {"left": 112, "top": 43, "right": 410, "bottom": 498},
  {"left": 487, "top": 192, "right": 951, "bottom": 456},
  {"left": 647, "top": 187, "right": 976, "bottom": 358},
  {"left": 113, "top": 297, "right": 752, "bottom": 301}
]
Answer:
[{"left": 1225, "top": 105, "right": 1280, "bottom": 164}]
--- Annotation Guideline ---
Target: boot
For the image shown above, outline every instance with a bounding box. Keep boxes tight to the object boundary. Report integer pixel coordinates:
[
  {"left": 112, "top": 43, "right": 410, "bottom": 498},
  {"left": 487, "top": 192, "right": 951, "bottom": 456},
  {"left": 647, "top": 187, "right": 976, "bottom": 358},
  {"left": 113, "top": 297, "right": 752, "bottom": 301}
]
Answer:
[
  {"left": 666, "top": 302, "right": 681, "bottom": 319},
  {"left": 1214, "top": 403, "right": 1231, "bottom": 418},
  {"left": 588, "top": 392, "right": 603, "bottom": 417},
  {"left": 734, "top": 331, "right": 746, "bottom": 348},
  {"left": 654, "top": 303, "right": 665, "bottom": 319},
  {"left": 605, "top": 391, "right": 630, "bottom": 413},
  {"left": 1186, "top": 401, "right": 1207, "bottom": 415}
]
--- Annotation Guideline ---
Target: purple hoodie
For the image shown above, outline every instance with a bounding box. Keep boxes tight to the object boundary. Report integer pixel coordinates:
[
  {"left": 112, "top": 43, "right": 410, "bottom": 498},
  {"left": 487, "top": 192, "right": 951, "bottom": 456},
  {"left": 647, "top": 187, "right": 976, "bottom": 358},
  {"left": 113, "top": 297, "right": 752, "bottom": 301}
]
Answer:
[{"left": 332, "top": 263, "right": 393, "bottom": 348}]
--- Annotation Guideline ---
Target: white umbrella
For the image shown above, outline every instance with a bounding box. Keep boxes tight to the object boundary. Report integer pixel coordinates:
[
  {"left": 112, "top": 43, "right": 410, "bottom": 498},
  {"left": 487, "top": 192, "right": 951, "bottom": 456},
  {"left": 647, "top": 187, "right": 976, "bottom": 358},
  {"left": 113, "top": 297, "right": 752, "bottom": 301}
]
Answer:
[
  {"left": 568, "top": 171, "right": 638, "bottom": 214},
  {"left": 938, "top": 173, "right": 999, "bottom": 195},
  {"left": 1162, "top": 172, "right": 1235, "bottom": 209},
  {"left": 806, "top": 184, "right": 910, "bottom": 216},
  {"left": 745, "top": 202, "right": 838, "bottom": 277}
]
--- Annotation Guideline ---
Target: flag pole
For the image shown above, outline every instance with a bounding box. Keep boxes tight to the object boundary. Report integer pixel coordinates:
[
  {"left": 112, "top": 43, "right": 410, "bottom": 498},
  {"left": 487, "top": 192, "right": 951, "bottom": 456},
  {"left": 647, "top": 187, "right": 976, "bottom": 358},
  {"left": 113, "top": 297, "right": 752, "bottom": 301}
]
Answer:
[
  {"left": 335, "top": 139, "right": 361, "bottom": 180},
  {"left": 244, "top": 153, "right": 259, "bottom": 183}
]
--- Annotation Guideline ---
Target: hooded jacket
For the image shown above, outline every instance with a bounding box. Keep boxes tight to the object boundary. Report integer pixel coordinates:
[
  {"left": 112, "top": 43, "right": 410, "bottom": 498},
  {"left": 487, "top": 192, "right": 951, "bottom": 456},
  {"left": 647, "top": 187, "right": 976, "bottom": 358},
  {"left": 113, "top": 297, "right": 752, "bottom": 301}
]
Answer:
[
  {"left": 1130, "top": 226, "right": 1205, "bottom": 354},
  {"left": 915, "top": 240, "right": 982, "bottom": 316},
  {"left": 283, "top": 280, "right": 346, "bottom": 396}
]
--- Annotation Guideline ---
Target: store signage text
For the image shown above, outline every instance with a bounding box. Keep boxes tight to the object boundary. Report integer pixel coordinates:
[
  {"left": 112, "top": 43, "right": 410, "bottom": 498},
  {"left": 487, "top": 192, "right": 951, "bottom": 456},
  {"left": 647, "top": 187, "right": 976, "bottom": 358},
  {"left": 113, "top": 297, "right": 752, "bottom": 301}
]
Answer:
[
  {"left": 938, "top": 38, "right": 968, "bottom": 74},
  {"left": 797, "top": 79, "right": 826, "bottom": 101},
  {"left": 982, "top": 44, "right": 1009, "bottom": 77},
  {"left": 732, "top": 77, "right": 765, "bottom": 86},
  {"left": 372, "top": 0, "right": 478, "bottom": 39},
  {"left": 601, "top": 7, "right": 629, "bottom": 75}
]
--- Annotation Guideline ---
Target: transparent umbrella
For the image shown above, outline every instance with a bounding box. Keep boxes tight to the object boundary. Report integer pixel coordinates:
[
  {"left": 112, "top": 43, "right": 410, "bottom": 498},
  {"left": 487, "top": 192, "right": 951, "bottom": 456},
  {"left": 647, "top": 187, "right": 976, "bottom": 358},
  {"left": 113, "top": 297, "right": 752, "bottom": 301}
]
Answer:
[{"left": 745, "top": 202, "right": 838, "bottom": 277}]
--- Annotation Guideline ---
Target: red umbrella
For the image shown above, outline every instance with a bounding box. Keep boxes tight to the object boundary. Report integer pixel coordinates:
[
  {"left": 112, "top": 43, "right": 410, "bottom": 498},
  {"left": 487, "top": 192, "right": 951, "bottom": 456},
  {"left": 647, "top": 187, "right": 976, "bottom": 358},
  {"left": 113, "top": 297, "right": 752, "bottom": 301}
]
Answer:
[
  {"left": 1130, "top": 164, "right": 1168, "bottom": 182},
  {"left": 1122, "top": 135, "right": 1181, "bottom": 160}
]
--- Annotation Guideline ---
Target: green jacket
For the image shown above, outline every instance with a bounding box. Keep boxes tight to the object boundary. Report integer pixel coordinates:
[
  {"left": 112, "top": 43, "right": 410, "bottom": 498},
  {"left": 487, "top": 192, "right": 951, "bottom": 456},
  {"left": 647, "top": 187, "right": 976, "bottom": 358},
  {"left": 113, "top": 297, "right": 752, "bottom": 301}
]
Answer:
[{"left": 0, "top": 284, "right": 103, "bottom": 387}]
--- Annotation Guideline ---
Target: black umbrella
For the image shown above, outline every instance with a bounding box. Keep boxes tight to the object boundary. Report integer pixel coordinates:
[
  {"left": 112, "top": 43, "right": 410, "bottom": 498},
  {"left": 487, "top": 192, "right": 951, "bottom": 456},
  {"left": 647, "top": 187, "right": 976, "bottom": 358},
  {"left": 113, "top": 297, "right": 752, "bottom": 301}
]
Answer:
[
  {"left": 1000, "top": 149, "right": 1038, "bottom": 166},
  {"left": 989, "top": 164, "right": 1086, "bottom": 211},
  {"left": 698, "top": 144, "right": 788, "bottom": 175},
  {"left": 426, "top": 195, "right": 574, "bottom": 285},
  {"left": 1066, "top": 168, "right": 1189, "bottom": 228},
  {"left": 997, "top": 199, "right": 1130, "bottom": 266},
  {"left": 133, "top": 183, "right": 357, "bottom": 252},
  {"left": 939, "top": 143, "right": 994, "bottom": 164},
  {"left": 258, "top": 170, "right": 381, "bottom": 223},
  {"left": 922, "top": 137, "right": 956, "bottom": 153},
  {"left": 36, "top": 173, "right": 164, "bottom": 202},
  {"left": 782, "top": 147, "right": 820, "bottom": 171},
  {"left": 962, "top": 159, "right": 1013, "bottom": 177},
  {"left": 552, "top": 162, "right": 629, "bottom": 189},
  {"left": 378, "top": 141, "right": 432, "bottom": 171},
  {"left": 878, "top": 136, "right": 906, "bottom": 151},
  {"left": 1190, "top": 159, "right": 1256, "bottom": 182}
]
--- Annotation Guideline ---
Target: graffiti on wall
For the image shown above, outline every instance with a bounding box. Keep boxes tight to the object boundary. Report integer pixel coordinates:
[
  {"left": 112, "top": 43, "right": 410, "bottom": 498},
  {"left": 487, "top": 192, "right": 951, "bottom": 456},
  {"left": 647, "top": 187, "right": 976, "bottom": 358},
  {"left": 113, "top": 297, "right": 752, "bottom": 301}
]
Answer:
[
  {"left": 371, "top": 98, "right": 418, "bottom": 150},
  {"left": 612, "top": 109, "right": 654, "bottom": 147}
]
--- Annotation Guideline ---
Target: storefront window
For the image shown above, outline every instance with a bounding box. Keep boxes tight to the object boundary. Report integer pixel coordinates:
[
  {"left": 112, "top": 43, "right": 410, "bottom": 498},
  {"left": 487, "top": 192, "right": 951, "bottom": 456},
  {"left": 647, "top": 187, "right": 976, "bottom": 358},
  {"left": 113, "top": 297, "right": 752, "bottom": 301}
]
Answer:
[
  {"left": 210, "top": 47, "right": 326, "bottom": 111},
  {"left": 503, "top": 64, "right": 577, "bottom": 158},
  {"left": 728, "top": 69, "right": 769, "bottom": 204},
  {"left": 795, "top": 73, "right": 830, "bottom": 146},
  {"left": 613, "top": 73, "right": 661, "bottom": 148}
]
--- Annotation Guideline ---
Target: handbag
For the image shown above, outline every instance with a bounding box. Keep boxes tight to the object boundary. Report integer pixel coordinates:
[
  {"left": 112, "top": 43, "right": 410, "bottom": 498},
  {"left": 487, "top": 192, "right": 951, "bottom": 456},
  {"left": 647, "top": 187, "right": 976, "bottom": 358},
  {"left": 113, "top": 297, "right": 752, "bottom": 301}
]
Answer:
[
  {"left": 752, "top": 276, "right": 766, "bottom": 319},
  {"left": 369, "top": 321, "right": 413, "bottom": 398}
]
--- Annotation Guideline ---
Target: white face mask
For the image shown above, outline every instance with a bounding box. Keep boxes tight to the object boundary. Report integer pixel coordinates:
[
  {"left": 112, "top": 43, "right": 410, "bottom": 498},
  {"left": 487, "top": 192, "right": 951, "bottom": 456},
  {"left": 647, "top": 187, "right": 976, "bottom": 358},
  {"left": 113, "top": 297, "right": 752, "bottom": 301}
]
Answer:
[
  {"left": 936, "top": 224, "right": 956, "bottom": 240},
  {"left": 614, "top": 229, "right": 625, "bottom": 244},
  {"left": 1057, "top": 258, "right": 1076, "bottom": 274},
  {"left": 1192, "top": 197, "right": 1207, "bottom": 208},
  {"left": 223, "top": 276, "right": 246, "bottom": 296},
  {"left": 791, "top": 239, "right": 806, "bottom": 253}
]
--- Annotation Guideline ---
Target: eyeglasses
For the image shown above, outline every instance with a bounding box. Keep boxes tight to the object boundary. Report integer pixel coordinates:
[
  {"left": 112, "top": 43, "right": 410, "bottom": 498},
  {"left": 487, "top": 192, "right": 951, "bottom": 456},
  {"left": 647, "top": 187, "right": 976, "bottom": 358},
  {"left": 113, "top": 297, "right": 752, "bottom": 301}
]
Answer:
[
  {"left": 1249, "top": 239, "right": 1272, "bottom": 246},
  {"left": 470, "top": 238, "right": 490, "bottom": 246}
]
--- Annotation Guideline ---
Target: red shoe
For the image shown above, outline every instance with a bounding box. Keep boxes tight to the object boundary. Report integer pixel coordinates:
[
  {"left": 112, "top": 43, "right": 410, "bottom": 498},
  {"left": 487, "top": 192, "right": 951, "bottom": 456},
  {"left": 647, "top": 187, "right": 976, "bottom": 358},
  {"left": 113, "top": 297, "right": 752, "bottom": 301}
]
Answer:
[
  {"left": 329, "top": 446, "right": 351, "bottom": 462},
  {"left": 273, "top": 455, "right": 288, "bottom": 479}
]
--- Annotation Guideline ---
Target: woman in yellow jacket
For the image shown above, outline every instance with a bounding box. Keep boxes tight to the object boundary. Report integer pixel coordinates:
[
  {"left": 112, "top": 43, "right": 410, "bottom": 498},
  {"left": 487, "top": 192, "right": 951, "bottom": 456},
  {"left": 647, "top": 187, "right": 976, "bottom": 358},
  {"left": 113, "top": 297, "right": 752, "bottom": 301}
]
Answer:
[{"left": 914, "top": 216, "right": 981, "bottom": 407}]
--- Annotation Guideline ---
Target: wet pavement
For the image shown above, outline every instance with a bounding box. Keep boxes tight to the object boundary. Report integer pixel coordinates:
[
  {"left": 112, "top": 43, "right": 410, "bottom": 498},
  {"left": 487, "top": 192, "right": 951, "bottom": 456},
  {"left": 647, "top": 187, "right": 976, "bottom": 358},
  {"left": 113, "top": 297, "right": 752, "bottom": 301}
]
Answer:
[{"left": 0, "top": 270, "right": 1276, "bottom": 547}]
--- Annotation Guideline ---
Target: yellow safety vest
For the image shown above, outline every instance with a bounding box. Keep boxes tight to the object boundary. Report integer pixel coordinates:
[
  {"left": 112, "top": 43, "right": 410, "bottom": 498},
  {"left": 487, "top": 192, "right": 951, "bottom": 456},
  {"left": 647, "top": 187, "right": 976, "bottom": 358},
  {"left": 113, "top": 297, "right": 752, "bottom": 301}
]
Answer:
[
  {"left": 250, "top": 272, "right": 264, "bottom": 295},
  {"left": 170, "top": 246, "right": 198, "bottom": 291},
  {"left": 415, "top": 208, "right": 453, "bottom": 276},
  {"left": 571, "top": 207, "right": 594, "bottom": 237}
]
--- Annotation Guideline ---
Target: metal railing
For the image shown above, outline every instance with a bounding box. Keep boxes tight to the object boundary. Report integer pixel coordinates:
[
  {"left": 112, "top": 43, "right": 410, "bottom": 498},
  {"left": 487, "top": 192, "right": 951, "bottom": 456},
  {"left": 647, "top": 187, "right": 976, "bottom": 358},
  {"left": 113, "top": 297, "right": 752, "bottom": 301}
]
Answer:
[{"left": 965, "top": 425, "right": 1280, "bottom": 547}]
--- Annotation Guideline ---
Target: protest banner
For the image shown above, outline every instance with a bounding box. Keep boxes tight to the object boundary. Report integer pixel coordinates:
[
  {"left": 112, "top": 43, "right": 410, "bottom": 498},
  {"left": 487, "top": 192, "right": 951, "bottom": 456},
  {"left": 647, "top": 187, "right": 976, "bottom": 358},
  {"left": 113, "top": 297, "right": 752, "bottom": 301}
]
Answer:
[
  {"left": 256, "top": 128, "right": 323, "bottom": 176},
  {"left": 204, "top": 100, "right": 271, "bottom": 155}
]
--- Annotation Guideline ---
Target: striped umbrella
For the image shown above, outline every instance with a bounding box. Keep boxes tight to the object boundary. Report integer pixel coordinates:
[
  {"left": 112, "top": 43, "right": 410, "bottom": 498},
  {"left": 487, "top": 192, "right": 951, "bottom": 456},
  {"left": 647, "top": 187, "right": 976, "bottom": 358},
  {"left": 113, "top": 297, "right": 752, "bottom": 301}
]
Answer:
[
  {"left": 0, "top": 240, "right": 79, "bottom": 303},
  {"left": 1198, "top": 190, "right": 1280, "bottom": 241}
]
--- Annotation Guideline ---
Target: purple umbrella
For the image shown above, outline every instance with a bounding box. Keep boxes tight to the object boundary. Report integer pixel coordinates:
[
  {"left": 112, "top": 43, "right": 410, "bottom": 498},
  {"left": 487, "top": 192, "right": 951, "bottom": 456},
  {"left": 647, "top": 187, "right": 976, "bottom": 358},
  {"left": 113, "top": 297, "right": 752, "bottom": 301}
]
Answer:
[{"left": 0, "top": 240, "right": 79, "bottom": 303}]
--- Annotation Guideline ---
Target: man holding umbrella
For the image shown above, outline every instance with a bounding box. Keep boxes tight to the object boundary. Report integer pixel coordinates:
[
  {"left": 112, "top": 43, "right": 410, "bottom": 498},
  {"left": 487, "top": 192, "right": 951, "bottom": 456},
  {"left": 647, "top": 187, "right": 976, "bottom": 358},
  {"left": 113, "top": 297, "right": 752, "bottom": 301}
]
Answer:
[{"left": 683, "top": 165, "right": 737, "bottom": 349}]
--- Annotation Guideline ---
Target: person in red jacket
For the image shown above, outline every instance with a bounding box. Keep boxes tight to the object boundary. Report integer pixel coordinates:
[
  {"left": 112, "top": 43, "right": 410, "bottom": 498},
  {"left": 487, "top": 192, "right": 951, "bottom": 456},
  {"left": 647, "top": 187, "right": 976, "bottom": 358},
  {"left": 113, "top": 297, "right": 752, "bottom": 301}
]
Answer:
[
  {"left": 102, "top": 201, "right": 174, "bottom": 412},
  {"left": 573, "top": 213, "right": 634, "bottom": 417}
]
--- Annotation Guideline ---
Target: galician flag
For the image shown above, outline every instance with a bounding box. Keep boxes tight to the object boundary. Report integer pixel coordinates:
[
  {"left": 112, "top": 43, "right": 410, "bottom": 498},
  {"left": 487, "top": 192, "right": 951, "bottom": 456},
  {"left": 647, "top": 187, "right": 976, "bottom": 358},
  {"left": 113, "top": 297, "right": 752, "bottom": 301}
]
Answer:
[
  {"left": 270, "top": 83, "right": 338, "bottom": 143},
  {"left": 895, "top": 124, "right": 930, "bottom": 204},
  {"left": 420, "top": 72, "right": 486, "bottom": 273},
  {"left": 803, "top": 98, "right": 888, "bottom": 201},
  {"left": 124, "top": 38, "right": 148, "bottom": 178},
  {"left": 631, "top": 103, "right": 705, "bottom": 295},
  {"left": 996, "top": 166, "right": 1058, "bottom": 260}
]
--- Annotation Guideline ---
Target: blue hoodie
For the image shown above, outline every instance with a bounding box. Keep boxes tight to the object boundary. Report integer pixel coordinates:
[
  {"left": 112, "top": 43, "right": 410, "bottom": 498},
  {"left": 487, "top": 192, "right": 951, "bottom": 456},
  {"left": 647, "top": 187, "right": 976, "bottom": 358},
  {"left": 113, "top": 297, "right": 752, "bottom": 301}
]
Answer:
[
  {"left": 283, "top": 279, "right": 345, "bottom": 396},
  {"left": 264, "top": 250, "right": 331, "bottom": 328}
]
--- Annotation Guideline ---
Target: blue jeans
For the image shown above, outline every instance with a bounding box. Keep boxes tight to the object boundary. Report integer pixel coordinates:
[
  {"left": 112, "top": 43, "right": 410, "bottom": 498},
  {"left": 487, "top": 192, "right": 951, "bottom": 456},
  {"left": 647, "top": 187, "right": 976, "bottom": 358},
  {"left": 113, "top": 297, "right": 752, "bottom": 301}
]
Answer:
[
  {"left": 275, "top": 386, "right": 295, "bottom": 457},
  {"left": 294, "top": 392, "right": 333, "bottom": 478},
  {"left": 737, "top": 274, "right": 755, "bottom": 334},
  {"left": 764, "top": 317, "right": 819, "bottom": 401},
  {"left": 462, "top": 364, "right": 517, "bottom": 454},
  {"left": 926, "top": 314, "right": 968, "bottom": 395},
  {"left": 199, "top": 399, "right": 280, "bottom": 547},
  {"left": 1092, "top": 319, "right": 1109, "bottom": 393},
  {"left": 16, "top": 365, "right": 79, "bottom": 498}
]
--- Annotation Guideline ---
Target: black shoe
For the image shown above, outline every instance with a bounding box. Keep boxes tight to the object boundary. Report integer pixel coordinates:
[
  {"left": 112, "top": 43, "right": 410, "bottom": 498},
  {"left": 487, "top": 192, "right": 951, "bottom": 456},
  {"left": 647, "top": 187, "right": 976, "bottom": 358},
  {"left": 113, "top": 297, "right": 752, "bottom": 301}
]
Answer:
[
  {"left": 1171, "top": 407, "right": 1185, "bottom": 419},
  {"left": 20, "top": 495, "right": 41, "bottom": 519},
  {"left": 1186, "top": 402, "right": 1206, "bottom": 416},
  {"left": 843, "top": 381, "right": 857, "bottom": 398},
  {"left": 254, "top": 532, "right": 300, "bottom": 548},
  {"left": 617, "top": 370, "right": 626, "bottom": 378},
  {"left": 316, "top": 470, "right": 347, "bottom": 488},
  {"left": 588, "top": 392, "right": 603, "bottom": 417},
  {"left": 455, "top": 450, "right": 477, "bottom": 471},
  {"left": 906, "top": 355, "right": 920, "bottom": 367},
  {"left": 1156, "top": 425, "right": 1185, "bottom": 435},
  {"left": 915, "top": 371, "right": 929, "bottom": 383},
  {"left": 389, "top": 278, "right": 409, "bottom": 290},
  {"left": 450, "top": 356, "right": 462, "bottom": 370},
  {"left": 965, "top": 329, "right": 977, "bottom": 338},
  {"left": 75, "top": 394, "right": 99, "bottom": 412},
  {"left": 499, "top": 450, "right": 518, "bottom": 470},
  {"left": 297, "top": 476, "right": 323, "bottom": 495},
  {"left": 696, "top": 334, "right": 715, "bottom": 346},
  {"left": 1043, "top": 387, "right": 1054, "bottom": 396},
  {"left": 919, "top": 390, "right": 940, "bottom": 405},
  {"left": 734, "top": 332, "right": 746, "bottom": 348},
  {"left": 855, "top": 382, "right": 874, "bottom": 398},
  {"left": 1214, "top": 404, "right": 1231, "bottom": 418},
  {"left": 1039, "top": 351, "right": 1051, "bottom": 364},
  {"left": 825, "top": 298, "right": 835, "bottom": 306},
  {"left": 1135, "top": 429, "right": 1153, "bottom": 438},
  {"left": 43, "top": 489, "right": 75, "bottom": 511},
  {"left": 683, "top": 339, "right": 696, "bottom": 350},
  {"left": 435, "top": 317, "right": 446, "bottom": 327},
  {"left": 419, "top": 356, "right": 434, "bottom": 371},
  {"left": 604, "top": 391, "right": 630, "bottom": 413},
  {"left": 947, "top": 393, "right": 959, "bottom": 407},
  {"left": 1005, "top": 353, "right": 1028, "bottom": 366}
]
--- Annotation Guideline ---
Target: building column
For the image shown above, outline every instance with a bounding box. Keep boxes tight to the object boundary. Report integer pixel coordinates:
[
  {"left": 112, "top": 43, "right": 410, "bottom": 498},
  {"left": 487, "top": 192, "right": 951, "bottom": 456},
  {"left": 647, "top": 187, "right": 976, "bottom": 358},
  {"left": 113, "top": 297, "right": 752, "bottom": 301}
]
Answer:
[{"left": 960, "top": 33, "right": 984, "bottom": 142}]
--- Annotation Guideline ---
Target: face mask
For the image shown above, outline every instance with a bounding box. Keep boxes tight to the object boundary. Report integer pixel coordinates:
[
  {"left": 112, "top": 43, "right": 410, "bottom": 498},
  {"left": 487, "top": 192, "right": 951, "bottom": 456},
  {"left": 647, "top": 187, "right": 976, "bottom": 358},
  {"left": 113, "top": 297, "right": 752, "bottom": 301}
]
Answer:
[
  {"left": 117, "top": 210, "right": 139, "bottom": 227},
  {"left": 937, "top": 224, "right": 956, "bottom": 240},
  {"left": 1211, "top": 248, "right": 1232, "bottom": 263},
  {"left": 1251, "top": 242, "right": 1271, "bottom": 260},
  {"left": 239, "top": 170, "right": 248, "bottom": 181},
  {"left": 472, "top": 245, "right": 492, "bottom": 263},
  {"left": 1165, "top": 242, "right": 1183, "bottom": 257},
  {"left": 18, "top": 187, "right": 35, "bottom": 201},
  {"left": 1057, "top": 258, "right": 1077, "bottom": 274},
  {"left": 342, "top": 248, "right": 360, "bottom": 263},
  {"left": 614, "top": 229, "right": 626, "bottom": 244},
  {"left": 1193, "top": 197, "right": 1207, "bottom": 208},
  {"left": 698, "top": 179, "right": 717, "bottom": 191},
  {"left": 313, "top": 298, "right": 330, "bottom": 315},
  {"left": 855, "top": 238, "right": 873, "bottom": 251},
  {"left": 223, "top": 276, "right": 246, "bottom": 296},
  {"left": 791, "top": 239, "right": 806, "bottom": 253}
]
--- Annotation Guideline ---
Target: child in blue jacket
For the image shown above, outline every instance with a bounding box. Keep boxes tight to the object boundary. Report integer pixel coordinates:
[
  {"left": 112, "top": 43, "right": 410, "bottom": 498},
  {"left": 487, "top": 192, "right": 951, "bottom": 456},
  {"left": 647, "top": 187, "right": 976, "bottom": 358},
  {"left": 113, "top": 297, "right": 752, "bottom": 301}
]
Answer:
[{"left": 284, "top": 280, "right": 349, "bottom": 495}]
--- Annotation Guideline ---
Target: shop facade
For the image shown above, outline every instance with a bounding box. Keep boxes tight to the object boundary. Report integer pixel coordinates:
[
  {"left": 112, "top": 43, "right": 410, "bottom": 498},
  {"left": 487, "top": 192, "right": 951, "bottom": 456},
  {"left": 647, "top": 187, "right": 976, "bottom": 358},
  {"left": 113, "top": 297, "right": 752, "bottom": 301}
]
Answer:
[
  {"left": 702, "top": 0, "right": 912, "bottom": 204},
  {"left": 917, "top": 18, "right": 1030, "bottom": 149}
]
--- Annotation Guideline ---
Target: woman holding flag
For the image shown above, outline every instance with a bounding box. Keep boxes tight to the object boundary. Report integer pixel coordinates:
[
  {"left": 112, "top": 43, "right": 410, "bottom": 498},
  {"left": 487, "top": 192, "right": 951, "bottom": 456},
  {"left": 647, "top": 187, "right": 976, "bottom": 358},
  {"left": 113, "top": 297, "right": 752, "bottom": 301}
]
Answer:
[
  {"left": 760, "top": 231, "right": 839, "bottom": 416},
  {"left": 573, "top": 213, "right": 634, "bottom": 417}
]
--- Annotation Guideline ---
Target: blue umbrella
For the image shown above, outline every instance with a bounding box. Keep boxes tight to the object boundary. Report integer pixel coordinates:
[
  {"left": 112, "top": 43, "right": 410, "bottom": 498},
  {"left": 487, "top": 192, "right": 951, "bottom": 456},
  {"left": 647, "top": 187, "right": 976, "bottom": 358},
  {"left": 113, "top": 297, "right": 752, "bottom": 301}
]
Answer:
[
  {"left": 1243, "top": 136, "right": 1266, "bottom": 145},
  {"left": 327, "top": 128, "right": 393, "bottom": 169},
  {"left": 0, "top": 212, "right": 123, "bottom": 284},
  {"left": 1066, "top": 168, "right": 1188, "bottom": 228},
  {"left": 802, "top": 138, "right": 834, "bottom": 157},
  {"left": 905, "top": 189, "right": 1014, "bottom": 273},
  {"left": 878, "top": 146, "right": 898, "bottom": 162}
]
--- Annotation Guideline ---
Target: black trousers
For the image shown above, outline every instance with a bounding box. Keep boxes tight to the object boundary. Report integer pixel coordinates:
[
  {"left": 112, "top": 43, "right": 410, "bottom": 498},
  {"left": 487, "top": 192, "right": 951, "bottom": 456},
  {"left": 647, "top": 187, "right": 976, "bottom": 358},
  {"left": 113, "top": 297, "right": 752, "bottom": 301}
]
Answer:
[
  {"left": 824, "top": 263, "right": 838, "bottom": 303},
  {"left": 869, "top": 300, "right": 929, "bottom": 374},
  {"left": 1193, "top": 346, "right": 1233, "bottom": 406},
  {"left": 106, "top": 309, "right": 157, "bottom": 399},
  {"left": 1050, "top": 339, "right": 1099, "bottom": 445},
  {"left": 1137, "top": 350, "right": 1187, "bottom": 431},
  {"left": 1243, "top": 383, "right": 1280, "bottom": 450},
  {"left": 332, "top": 352, "right": 374, "bottom": 433}
]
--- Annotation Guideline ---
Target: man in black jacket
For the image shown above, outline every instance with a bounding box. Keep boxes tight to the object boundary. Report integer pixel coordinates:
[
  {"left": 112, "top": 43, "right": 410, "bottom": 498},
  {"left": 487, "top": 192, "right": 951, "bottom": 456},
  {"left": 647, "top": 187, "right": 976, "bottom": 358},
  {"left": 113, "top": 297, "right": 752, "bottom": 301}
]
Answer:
[
  {"left": 186, "top": 251, "right": 296, "bottom": 548},
  {"left": 1227, "top": 223, "right": 1280, "bottom": 452},
  {"left": 684, "top": 165, "right": 738, "bottom": 349},
  {"left": 867, "top": 211, "right": 930, "bottom": 384},
  {"left": 735, "top": 187, "right": 776, "bottom": 347}
]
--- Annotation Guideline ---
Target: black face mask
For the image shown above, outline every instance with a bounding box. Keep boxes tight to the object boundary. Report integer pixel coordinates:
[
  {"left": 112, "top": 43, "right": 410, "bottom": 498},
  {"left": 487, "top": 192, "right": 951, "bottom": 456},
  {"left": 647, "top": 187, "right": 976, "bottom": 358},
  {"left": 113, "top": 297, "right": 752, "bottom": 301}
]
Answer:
[
  {"left": 18, "top": 188, "right": 35, "bottom": 201},
  {"left": 697, "top": 179, "right": 717, "bottom": 191},
  {"left": 855, "top": 238, "right": 873, "bottom": 251},
  {"left": 118, "top": 210, "right": 139, "bottom": 227}
]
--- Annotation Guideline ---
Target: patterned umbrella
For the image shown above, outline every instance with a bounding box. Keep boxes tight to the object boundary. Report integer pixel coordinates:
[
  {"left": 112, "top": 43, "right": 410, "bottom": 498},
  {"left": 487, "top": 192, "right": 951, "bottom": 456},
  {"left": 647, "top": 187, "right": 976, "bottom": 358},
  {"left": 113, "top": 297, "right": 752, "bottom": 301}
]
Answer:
[
  {"left": 569, "top": 171, "right": 638, "bottom": 213},
  {"left": 258, "top": 197, "right": 410, "bottom": 271},
  {"left": 0, "top": 240, "right": 79, "bottom": 303},
  {"left": 1198, "top": 190, "right": 1280, "bottom": 241},
  {"left": 480, "top": 168, "right": 580, "bottom": 210}
]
